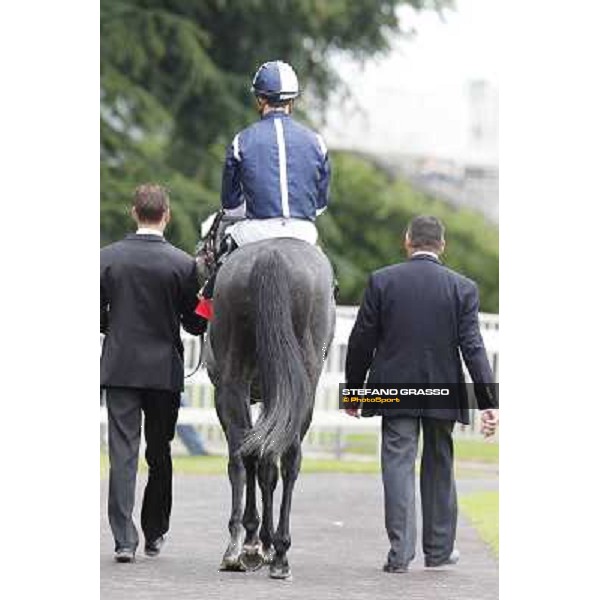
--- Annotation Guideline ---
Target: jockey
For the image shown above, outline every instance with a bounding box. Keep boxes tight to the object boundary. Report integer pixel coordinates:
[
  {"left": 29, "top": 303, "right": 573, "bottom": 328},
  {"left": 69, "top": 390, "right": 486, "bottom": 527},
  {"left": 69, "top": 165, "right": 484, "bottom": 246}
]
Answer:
[
  {"left": 221, "top": 59, "right": 331, "bottom": 245},
  {"left": 196, "top": 60, "right": 331, "bottom": 320}
]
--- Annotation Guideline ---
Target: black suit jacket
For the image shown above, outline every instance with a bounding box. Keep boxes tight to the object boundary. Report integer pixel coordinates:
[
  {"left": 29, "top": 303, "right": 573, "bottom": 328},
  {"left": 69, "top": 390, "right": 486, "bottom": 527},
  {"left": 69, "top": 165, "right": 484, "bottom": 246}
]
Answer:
[
  {"left": 100, "top": 233, "right": 204, "bottom": 392},
  {"left": 345, "top": 254, "right": 497, "bottom": 423}
]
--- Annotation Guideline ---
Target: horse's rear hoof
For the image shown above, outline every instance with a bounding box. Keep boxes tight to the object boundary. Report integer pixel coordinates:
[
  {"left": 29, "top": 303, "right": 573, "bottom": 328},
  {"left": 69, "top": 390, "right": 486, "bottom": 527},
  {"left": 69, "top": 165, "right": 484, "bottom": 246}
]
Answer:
[
  {"left": 239, "top": 546, "right": 264, "bottom": 572},
  {"left": 269, "top": 563, "right": 292, "bottom": 580},
  {"left": 262, "top": 546, "right": 275, "bottom": 565}
]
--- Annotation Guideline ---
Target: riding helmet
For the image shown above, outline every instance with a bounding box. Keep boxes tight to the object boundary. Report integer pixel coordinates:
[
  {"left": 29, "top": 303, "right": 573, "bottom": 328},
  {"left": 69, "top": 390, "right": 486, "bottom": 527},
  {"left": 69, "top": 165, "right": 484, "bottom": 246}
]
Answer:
[{"left": 251, "top": 60, "right": 300, "bottom": 102}]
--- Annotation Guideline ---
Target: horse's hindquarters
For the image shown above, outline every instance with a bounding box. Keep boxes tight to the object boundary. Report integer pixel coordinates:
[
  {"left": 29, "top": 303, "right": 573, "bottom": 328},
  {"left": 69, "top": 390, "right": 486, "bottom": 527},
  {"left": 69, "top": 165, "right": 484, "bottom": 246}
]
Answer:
[{"left": 210, "top": 237, "right": 336, "bottom": 579}]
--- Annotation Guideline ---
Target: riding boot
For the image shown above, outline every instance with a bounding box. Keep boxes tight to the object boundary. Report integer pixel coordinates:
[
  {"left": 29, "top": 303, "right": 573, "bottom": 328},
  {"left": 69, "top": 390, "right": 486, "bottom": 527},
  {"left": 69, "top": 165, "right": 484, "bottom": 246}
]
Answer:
[
  {"left": 195, "top": 236, "right": 238, "bottom": 321},
  {"left": 203, "top": 273, "right": 217, "bottom": 299}
]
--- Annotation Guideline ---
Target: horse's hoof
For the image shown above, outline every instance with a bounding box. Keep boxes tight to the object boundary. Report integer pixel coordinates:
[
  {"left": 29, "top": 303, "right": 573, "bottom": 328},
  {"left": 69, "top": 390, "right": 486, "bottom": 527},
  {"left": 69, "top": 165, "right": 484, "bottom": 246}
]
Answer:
[
  {"left": 239, "top": 545, "right": 264, "bottom": 571},
  {"left": 262, "top": 546, "right": 275, "bottom": 565},
  {"left": 219, "top": 556, "right": 246, "bottom": 572},
  {"left": 269, "top": 563, "right": 292, "bottom": 580}
]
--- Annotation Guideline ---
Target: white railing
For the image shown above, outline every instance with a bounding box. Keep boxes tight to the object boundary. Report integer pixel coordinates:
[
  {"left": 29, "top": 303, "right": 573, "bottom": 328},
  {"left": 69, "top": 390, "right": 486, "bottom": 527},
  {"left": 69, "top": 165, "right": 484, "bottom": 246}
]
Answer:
[
  {"left": 100, "top": 306, "right": 499, "bottom": 457},
  {"left": 101, "top": 308, "right": 498, "bottom": 458},
  {"left": 161, "top": 307, "right": 498, "bottom": 457}
]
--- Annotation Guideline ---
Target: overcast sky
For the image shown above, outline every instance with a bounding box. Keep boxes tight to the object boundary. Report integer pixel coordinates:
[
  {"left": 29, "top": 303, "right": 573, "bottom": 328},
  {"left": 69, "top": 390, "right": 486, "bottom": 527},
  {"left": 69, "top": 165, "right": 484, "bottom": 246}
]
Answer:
[{"left": 322, "top": 0, "right": 499, "bottom": 162}]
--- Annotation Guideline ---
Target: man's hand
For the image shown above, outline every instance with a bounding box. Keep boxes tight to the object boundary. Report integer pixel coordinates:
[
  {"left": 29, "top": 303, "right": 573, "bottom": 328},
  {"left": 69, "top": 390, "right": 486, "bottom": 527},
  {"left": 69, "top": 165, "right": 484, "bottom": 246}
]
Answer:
[
  {"left": 480, "top": 409, "right": 499, "bottom": 438},
  {"left": 345, "top": 407, "right": 360, "bottom": 418}
]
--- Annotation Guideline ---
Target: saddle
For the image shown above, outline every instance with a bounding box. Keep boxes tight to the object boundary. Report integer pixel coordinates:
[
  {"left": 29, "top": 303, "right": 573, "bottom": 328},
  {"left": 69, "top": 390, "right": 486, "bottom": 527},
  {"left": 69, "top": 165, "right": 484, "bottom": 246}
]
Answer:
[{"left": 195, "top": 211, "right": 339, "bottom": 319}]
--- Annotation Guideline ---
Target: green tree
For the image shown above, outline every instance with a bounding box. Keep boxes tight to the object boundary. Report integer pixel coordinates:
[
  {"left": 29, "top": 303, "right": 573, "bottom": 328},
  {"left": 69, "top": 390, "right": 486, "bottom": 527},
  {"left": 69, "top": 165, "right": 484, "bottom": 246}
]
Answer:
[
  {"left": 320, "top": 153, "right": 499, "bottom": 312},
  {"left": 100, "top": 1, "right": 500, "bottom": 312},
  {"left": 101, "top": 0, "right": 452, "bottom": 248}
]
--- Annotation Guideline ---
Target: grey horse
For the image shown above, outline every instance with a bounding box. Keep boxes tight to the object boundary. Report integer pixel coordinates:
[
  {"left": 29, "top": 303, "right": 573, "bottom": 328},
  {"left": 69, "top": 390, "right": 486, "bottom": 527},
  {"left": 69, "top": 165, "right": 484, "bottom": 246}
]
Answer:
[{"left": 204, "top": 237, "right": 336, "bottom": 579}]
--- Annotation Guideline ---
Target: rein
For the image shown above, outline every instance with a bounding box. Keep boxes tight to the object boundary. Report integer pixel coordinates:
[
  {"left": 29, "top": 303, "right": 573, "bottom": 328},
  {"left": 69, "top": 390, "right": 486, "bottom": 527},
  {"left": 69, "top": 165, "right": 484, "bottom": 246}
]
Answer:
[{"left": 185, "top": 332, "right": 205, "bottom": 379}]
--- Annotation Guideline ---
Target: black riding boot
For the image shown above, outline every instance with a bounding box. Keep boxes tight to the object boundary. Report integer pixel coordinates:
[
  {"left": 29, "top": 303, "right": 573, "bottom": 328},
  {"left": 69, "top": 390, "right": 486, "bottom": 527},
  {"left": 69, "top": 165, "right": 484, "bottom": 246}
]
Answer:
[{"left": 196, "top": 236, "right": 238, "bottom": 320}]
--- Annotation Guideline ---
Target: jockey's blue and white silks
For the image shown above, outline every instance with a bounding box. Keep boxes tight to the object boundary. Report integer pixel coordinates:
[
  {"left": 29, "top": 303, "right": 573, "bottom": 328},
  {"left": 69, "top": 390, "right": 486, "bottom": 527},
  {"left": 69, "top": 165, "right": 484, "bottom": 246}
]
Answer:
[{"left": 221, "top": 111, "right": 331, "bottom": 223}]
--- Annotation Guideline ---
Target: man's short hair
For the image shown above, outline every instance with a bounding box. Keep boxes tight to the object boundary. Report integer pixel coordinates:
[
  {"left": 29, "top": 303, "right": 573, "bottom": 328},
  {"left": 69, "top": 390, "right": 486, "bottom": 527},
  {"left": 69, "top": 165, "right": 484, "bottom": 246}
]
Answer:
[
  {"left": 406, "top": 215, "right": 445, "bottom": 249},
  {"left": 267, "top": 98, "right": 292, "bottom": 108},
  {"left": 133, "top": 184, "right": 170, "bottom": 223},
  {"left": 258, "top": 95, "right": 293, "bottom": 109}
]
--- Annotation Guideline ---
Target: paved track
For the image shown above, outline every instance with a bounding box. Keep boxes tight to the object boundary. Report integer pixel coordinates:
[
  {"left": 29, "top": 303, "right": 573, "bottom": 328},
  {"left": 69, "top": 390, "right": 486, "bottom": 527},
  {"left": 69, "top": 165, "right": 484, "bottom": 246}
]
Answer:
[{"left": 101, "top": 473, "right": 498, "bottom": 600}]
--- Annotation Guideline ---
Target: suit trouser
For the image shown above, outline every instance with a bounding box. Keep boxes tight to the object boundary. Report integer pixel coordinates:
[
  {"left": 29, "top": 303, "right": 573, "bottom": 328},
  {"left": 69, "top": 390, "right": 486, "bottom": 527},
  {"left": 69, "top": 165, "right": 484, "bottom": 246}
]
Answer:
[
  {"left": 106, "top": 387, "right": 179, "bottom": 551},
  {"left": 381, "top": 417, "right": 457, "bottom": 567}
]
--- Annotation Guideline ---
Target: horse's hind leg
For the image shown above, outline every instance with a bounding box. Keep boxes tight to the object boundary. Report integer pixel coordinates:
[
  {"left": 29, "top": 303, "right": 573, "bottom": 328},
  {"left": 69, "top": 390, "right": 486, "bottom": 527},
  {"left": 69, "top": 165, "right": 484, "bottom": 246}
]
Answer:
[
  {"left": 270, "top": 439, "right": 302, "bottom": 580},
  {"left": 239, "top": 454, "right": 263, "bottom": 571},
  {"left": 215, "top": 382, "right": 250, "bottom": 571},
  {"left": 258, "top": 456, "right": 278, "bottom": 565}
]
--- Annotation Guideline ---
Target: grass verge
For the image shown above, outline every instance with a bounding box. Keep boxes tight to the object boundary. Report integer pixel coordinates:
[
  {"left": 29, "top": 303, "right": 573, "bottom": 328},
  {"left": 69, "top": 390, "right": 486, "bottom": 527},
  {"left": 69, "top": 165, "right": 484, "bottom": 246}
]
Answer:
[
  {"left": 101, "top": 452, "right": 496, "bottom": 479},
  {"left": 100, "top": 453, "right": 378, "bottom": 477},
  {"left": 459, "top": 490, "right": 499, "bottom": 556},
  {"left": 327, "top": 434, "right": 498, "bottom": 464},
  {"left": 454, "top": 439, "right": 499, "bottom": 464}
]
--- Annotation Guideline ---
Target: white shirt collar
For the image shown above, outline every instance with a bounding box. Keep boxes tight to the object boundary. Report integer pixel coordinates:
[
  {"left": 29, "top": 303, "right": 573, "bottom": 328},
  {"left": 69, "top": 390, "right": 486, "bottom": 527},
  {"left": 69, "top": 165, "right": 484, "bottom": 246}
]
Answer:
[
  {"left": 411, "top": 250, "right": 439, "bottom": 259},
  {"left": 136, "top": 227, "right": 163, "bottom": 237}
]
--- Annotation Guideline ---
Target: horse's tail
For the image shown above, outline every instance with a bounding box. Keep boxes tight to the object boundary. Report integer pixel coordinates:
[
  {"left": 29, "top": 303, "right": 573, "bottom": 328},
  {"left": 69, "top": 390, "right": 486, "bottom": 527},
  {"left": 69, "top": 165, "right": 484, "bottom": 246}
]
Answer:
[{"left": 240, "top": 249, "right": 310, "bottom": 459}]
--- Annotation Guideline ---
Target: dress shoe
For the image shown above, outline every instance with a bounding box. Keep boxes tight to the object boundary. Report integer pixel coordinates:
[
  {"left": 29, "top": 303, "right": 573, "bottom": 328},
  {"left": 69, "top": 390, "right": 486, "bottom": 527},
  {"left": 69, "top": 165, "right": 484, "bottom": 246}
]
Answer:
[
  {"left": 425, "top": 548, "right": 460, "bottom": 568},
  {"left": 114, "top": 548, "right": 135, "bottom": 563},
  {"left": 382, "top": 562, "right": 408, "bottom": 573},
  {"left": 144, "top": 535, "right": 166, "bottom": 557}
]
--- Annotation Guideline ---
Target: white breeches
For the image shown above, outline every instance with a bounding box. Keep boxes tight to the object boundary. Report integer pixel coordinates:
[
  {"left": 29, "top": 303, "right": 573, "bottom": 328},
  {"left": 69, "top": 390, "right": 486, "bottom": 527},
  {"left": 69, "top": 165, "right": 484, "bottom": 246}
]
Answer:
[{"left": 226, "top": 218, "right": 318, "bottom": 247}]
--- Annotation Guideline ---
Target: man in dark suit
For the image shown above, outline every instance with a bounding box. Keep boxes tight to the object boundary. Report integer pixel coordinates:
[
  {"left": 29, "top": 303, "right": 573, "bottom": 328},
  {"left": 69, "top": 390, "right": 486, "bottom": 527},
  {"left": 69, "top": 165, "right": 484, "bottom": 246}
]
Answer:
[
  {"left": 345, "top": 215, "right": 498, "bottom": 573},
  {"left": 101, "top": 184, "right": 205, "bottom": 562}
]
